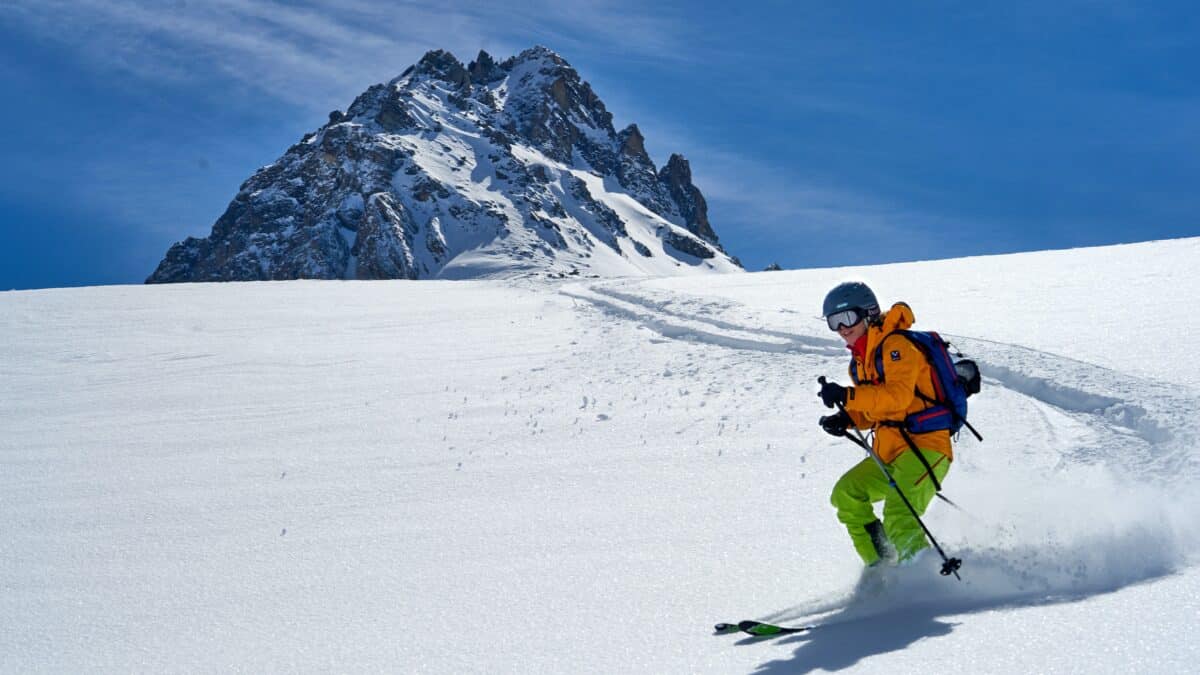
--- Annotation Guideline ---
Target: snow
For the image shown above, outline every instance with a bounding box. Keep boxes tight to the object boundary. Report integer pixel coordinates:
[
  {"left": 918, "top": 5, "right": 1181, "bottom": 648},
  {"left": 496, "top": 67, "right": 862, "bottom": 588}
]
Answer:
[{"left": 2, "top": 237, "right": 1199, "bottom": 672}]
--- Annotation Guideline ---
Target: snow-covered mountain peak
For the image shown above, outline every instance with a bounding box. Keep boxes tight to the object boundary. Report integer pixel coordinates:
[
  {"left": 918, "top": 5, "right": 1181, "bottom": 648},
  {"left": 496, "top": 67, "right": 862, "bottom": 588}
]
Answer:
[
  {"left": 148, "top": 47, "right": 739, "bottom": 283},
  {"left": 497, "top": 45, "right": 579, "bottom": 91},
  {"left": 511, "top": 44, "right": 570, "bottom": 66}
]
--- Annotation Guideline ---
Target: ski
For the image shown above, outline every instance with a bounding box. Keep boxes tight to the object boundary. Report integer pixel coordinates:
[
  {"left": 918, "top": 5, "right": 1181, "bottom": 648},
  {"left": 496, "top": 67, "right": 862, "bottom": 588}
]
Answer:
[{"left": 713, "top": 620, "right": 815, "bottom": 636}]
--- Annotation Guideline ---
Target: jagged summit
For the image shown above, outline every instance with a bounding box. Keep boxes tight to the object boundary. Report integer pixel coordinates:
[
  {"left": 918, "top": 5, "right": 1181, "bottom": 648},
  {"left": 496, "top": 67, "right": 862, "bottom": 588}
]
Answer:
[
  {"left": 148, "top": 48, "right": 742, "bottom": 283},
  {"left": 408, "top": 49, "right": 471, "bottom": 86},
  {"left": 467, "top": 50, "right": 504, "bottom": 84},
  {"left": 394, "top": 46, "right": 581, "bottom": 106}
]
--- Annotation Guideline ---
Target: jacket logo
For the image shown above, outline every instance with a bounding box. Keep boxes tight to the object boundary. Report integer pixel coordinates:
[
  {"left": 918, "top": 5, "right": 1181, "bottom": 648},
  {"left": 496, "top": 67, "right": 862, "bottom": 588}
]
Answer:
[{"left": 890, "top": 350, "right": 901, "bottom": 361}]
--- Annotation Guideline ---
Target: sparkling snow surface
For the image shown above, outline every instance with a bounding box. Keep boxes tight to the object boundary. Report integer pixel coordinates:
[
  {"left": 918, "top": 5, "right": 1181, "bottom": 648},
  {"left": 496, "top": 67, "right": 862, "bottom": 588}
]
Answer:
[{"left": 2, "top": 238, "right": 1199, "bottom": 672}]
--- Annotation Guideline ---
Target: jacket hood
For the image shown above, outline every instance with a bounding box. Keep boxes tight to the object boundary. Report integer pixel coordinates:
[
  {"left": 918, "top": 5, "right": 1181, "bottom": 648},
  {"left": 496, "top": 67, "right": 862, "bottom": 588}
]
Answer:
[{"left": 879, "top": 302, "right": 914, "bottom": 334}]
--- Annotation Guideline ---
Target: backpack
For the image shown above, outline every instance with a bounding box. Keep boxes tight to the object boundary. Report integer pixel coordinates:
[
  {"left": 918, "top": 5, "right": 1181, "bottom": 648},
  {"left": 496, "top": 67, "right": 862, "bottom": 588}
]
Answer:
[{"left": 850, "top": 330, "right": 983, "bottom": 441}]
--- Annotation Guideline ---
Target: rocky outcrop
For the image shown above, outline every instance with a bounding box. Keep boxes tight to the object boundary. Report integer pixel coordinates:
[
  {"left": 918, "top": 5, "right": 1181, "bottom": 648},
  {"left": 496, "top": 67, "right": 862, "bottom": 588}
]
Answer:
[{"left": 659, "top": 154, "right": 718, "bottom": 246}]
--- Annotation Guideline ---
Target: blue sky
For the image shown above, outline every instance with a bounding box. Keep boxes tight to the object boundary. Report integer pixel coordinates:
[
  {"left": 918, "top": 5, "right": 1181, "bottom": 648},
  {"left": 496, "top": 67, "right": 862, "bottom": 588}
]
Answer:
[{"left": 2, "top": 1, "right": 1198, "bottom": 289}]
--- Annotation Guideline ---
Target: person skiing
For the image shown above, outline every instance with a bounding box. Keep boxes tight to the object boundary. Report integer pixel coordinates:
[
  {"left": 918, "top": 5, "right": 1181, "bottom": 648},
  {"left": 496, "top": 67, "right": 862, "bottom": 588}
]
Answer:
[{"left": 817, "top": 281, "right": 952, "bottom": 567}]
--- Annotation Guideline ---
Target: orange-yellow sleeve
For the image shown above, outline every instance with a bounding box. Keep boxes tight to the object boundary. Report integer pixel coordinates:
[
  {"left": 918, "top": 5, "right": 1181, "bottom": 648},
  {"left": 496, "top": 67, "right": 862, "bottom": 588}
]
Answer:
[
  {"left": 845, "top": 334, "right": 922, "bottom": 417},
  {"left": 843, "top": 363, "right": 869, "bottom": 428}
]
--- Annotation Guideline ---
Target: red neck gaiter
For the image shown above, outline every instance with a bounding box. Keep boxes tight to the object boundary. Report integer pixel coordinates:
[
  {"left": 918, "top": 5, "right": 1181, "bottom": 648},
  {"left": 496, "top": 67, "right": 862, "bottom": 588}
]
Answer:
[{"left": 849, "top": 333, "right": 869, "bottom": 361}]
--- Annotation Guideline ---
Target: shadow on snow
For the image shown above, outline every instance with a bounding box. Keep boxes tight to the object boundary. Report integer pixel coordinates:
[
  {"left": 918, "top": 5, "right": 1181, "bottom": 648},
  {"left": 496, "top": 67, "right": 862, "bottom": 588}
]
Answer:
[{"left": 743, "top": 528, "right": 1186, "bottom": 673}]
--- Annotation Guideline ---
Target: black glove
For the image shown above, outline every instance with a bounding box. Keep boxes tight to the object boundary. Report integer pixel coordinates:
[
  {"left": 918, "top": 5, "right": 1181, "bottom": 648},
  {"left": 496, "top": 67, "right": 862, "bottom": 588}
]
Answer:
[
  {"left": 819, "top": 410, "right": 852, "bottom": 437},
  {"left": 818, "top": 380, "right": 848, "bottom": 409}
]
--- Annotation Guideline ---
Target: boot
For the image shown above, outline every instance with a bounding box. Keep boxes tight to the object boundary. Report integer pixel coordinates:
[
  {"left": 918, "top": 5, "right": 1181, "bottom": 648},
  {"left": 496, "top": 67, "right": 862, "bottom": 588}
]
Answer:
[{"left": 864, "top": 520, "right": 897, "bottom": 565}]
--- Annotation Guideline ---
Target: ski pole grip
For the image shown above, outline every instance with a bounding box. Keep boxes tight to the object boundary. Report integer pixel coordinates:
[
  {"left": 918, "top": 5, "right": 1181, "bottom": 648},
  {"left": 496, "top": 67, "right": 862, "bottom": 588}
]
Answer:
[{"left": 818, "top": 376, "right": 851, "bottom": 415}]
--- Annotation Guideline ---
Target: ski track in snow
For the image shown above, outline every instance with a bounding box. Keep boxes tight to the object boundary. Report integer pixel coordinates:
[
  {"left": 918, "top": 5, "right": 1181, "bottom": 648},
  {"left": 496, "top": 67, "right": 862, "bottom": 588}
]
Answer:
[
  {"left": 561, "top": 283, "right": 844, "bottom": 359},
  {"left": 566, "top": 277, "right": 1200, "bottom": 628},
  {"left": 565, "top": 278, "right": 1197, "bottom": 471}
]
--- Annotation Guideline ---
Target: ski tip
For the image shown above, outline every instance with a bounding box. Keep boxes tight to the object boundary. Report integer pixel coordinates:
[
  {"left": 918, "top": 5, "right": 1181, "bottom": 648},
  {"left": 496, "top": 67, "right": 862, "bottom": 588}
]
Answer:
[
  {"left": 737, "top": 619, "right": 812, "bottom": 636},
  {"left": 738, "top": 620, "right": 773, "bottom": 635},
  {"left": 717, "top": 619, "right": 814, "bottom": 637}
]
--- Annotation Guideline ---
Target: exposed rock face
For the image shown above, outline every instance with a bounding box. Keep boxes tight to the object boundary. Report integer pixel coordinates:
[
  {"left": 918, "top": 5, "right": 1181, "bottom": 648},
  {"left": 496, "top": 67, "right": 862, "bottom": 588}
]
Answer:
[
  {"left": 616, "top": 124, "right": 674, "bottom": 218},
  {"left": 659, "top": 154, "right": 717, "bottom": 245},
  {"left": 148, "top": 46, "right": 741, "bottom": 283}
]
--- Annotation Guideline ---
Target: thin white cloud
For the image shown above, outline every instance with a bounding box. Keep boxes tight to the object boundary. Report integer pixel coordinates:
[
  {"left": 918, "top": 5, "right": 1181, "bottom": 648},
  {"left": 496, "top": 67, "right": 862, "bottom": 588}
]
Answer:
[
  {"left": 0, "top": 0, "right": 698, "bottom": 110},
  {"left": 692, "top": 148, "right": 940, "bottom": 241},
  {"left": 3, "top": 0, "right": 451, "bottom": 107}
]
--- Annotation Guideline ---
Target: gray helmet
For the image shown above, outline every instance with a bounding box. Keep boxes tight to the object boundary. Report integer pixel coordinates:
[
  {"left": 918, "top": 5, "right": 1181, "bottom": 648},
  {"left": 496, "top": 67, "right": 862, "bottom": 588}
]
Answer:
[{"left": 822, "top": 281, "right": 880, "bottom": 319}]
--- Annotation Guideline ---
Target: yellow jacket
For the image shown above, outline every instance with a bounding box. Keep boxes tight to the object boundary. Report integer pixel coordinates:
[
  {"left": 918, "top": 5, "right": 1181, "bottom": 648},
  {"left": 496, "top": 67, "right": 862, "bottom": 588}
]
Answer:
[{"left": 844, "top": 302, "right": 953, "bottom": 465}]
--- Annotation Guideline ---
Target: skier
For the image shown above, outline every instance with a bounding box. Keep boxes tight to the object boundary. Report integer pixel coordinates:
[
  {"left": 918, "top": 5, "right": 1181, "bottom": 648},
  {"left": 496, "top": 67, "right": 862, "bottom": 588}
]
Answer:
[{"left": 817, "top": 281, "right": 952, "bottom": 567}]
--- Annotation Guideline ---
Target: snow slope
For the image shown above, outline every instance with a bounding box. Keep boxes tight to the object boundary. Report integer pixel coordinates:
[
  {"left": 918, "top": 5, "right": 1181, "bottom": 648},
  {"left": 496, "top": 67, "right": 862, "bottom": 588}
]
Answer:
[{"left": 2, "top": 237, "right": 1199, "bottom": 672}]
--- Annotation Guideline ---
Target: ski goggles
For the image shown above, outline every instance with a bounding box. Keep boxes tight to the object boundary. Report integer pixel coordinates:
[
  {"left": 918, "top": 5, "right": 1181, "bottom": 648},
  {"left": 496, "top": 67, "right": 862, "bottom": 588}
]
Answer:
[{"left": 825, "top": 308, "right": 865, "bottom": 331}]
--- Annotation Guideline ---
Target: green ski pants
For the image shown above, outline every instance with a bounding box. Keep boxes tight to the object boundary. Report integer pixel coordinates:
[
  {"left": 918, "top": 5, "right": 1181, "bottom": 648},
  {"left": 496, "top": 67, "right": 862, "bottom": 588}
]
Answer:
[{"left": 829, "top": 448, "right": 951, "bottom": 565}]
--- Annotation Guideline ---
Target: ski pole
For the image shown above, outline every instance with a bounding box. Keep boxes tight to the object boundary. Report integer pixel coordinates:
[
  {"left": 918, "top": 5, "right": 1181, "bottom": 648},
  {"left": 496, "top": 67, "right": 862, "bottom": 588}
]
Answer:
[{"left": 819, "top": 377, "right": 963, "bottom": 579}]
